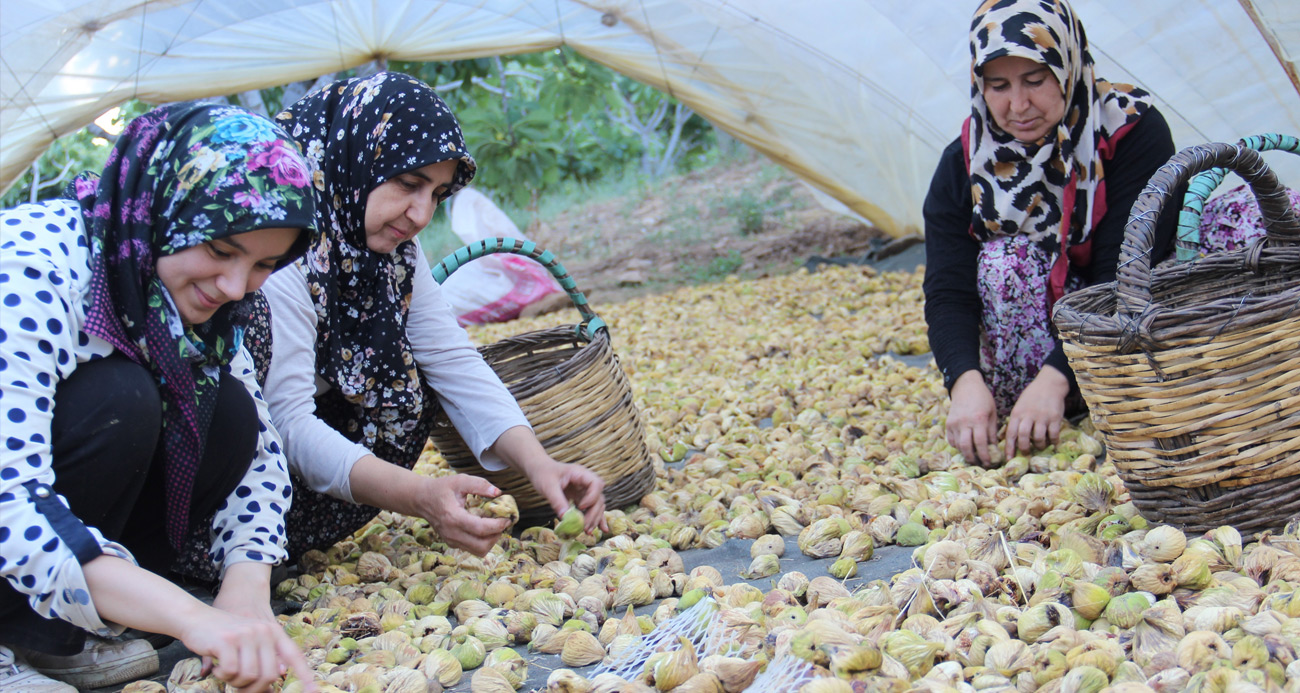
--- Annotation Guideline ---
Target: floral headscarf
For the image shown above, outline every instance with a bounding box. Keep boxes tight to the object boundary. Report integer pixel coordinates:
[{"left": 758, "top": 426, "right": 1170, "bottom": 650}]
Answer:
[
  {"left": 966, "top": 0, "right": 1152, "bottom": 304},
  {"left": 276, "top": 72, "right": 475, "bottom": 452},
  {"left": 73, "top": 102, "right": 316, "bottom": 548}
]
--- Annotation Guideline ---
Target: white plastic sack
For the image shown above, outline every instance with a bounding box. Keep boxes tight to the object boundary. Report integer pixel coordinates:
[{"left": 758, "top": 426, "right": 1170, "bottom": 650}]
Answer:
[{"left": 440, "top": 187, "right": 564, "bottom": 325}]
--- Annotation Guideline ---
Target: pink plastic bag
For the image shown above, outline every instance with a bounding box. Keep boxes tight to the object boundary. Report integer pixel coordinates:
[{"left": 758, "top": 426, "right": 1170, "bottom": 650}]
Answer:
[{"left": 440, "top": 188, "right": 564, "bottom": 326}]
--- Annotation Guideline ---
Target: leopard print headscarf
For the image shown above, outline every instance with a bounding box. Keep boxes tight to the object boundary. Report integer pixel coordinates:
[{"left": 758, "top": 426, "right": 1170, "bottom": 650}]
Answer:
[{"left": 967, "top": 0, "right": 1152, "bottom": 254}]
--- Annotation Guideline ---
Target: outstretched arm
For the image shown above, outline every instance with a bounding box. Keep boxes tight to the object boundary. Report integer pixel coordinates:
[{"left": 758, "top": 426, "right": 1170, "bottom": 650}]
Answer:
[
  {"left": 83, "top": 556, "right": 316, "bottom": 692},
  {"left": 490, "top": 426, "right": 608, "bottom": 533}
]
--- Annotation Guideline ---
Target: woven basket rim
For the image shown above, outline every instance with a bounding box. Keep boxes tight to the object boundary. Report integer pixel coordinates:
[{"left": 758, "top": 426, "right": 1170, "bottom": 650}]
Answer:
[
  {"left": 477, "top": 324, "right": 610, "bottom": 399},
  {"left": 1054, "top": 249, "right": 1299, "bottom": 348}
]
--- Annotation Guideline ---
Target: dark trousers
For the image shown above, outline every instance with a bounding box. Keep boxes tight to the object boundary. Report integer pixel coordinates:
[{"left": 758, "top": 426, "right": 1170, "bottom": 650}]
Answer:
[{"left": 0, "top": 354, "right": 258, "bottom": 655}]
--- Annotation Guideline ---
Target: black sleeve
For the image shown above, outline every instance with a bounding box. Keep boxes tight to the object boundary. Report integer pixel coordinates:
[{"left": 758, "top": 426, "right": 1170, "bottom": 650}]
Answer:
[
  {"left": 1079, "top": 107, "right": 1180, "bottom": 286},
  {"left": 922, "top": 137, "right": 983, "bottom": 391},
  {"left": 1042, "top": 106, "right": 1181, "bottom": 375}
]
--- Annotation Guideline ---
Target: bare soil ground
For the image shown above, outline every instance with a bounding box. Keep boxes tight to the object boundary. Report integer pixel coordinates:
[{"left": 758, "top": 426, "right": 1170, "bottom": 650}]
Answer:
[{"left": 520, "top": 157, "right": 892, "bottom": 306}]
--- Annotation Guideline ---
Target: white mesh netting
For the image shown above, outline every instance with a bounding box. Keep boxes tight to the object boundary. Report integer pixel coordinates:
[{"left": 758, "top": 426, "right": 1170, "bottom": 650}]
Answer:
[
  {"left": 742, "top": 654, "right": 819, "bottom": 692},
  {"left": 586, "top": 596, "right": 822, "bottom": 692},
  {"left": 588, "top": 596, "right": 738, "bottom": 681}
]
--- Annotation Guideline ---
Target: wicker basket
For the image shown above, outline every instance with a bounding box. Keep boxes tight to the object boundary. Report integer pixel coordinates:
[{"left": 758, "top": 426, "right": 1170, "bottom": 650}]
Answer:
[
  {"left": 1052, "top": 142, "right": 1300, "bottom": 537},
  {"left": 428, "top": 237, "right": 656, "bottom": 523}
]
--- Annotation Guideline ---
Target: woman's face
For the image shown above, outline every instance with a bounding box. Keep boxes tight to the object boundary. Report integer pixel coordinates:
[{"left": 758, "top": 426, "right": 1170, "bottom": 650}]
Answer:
[
  {"left": 156, "top": 226, "right": 301, "bottom": 325},
  {"left": 364, "top": 159, "right": 460, "bottom": 255},
  {"left": 981, "top": 55, "right": 1066, "bottom": 143}
]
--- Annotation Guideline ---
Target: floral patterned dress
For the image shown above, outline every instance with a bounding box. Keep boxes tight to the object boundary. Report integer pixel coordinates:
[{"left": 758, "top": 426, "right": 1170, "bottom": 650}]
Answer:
[
  {"left": 1193, "top": 184, "right": 1300, "bottom": 256},
  {"left": 975, "top": 235, "right": 1078, "bottom": 416}
]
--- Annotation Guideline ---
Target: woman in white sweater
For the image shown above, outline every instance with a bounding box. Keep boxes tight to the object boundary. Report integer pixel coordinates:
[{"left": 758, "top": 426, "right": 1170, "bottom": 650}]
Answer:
[
  {"left": 0, "top": 103, "right": 318, "bottom": 692},
  {"left": 180, "top": 72, "right": 607, "bottom": 570}
]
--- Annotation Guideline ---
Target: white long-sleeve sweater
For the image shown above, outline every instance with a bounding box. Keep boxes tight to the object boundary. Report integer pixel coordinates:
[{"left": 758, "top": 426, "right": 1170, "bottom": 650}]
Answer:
[{"left": 259, "top": 238, "right": 528, "bottom": 502}]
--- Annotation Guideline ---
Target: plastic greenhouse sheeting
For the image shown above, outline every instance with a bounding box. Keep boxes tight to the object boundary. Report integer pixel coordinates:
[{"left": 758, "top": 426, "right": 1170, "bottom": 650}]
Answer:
[{"left": 3, "top": 0, "right": 1299, "bottom": 237}]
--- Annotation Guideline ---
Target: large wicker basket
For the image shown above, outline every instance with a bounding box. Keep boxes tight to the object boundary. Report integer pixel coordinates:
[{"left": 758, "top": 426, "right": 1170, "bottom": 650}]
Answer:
[
  {"left": 1052, "top": 142, "right": 1300, "bottom": 537},
  {"left": 429, "top": 237, "right": 656, "bottom": 524}
]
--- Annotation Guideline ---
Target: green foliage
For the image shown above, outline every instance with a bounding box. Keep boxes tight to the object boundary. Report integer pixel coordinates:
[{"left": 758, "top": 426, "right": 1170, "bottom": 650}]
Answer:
[
  {"left": 720, "top": 162, "right": 802, "bottom": 236},
  {"left": 393, "top": 49, "right": 711, "bottom": 210},
  {"left": 681, "top": 249, "right": 744, "bottom": 284},
  {"left": 731, "top": 190, "right": 766, "bottom": 235},
  {"left": 533, "top": 165, "right": 643, "bottom": 220},
  {"left": 2, "top": 101, "right": 150, "bottom": 208}
]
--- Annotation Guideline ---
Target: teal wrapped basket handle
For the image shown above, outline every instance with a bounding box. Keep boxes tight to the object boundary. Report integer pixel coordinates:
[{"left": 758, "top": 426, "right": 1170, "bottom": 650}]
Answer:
[
  {"left": 428, "top": 237, "right": 655, "bottom": 523},
  {"left": 1177, "top": 133, "right": 1300, "bottom": 262},
  {"left": 432, "top": 236, "right": 607, "bottom": 340}
]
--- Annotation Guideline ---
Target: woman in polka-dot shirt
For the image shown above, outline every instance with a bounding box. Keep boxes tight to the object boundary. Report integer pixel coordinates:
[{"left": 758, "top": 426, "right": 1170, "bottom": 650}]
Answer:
[{"left": 0, "top": 103, "right": 319, "bottom": 692}]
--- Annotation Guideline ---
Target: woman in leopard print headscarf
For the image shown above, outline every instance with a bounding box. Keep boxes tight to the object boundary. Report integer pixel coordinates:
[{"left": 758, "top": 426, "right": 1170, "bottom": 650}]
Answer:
[{"left": 922, "top": 0, "right": 1181, "bottom": 467}]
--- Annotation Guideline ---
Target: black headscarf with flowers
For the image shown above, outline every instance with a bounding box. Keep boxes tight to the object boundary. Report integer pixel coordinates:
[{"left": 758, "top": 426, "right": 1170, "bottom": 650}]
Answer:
[
  {"left": 276, "top": 72, "right": 476, "bottom": 453},
  {"left": 72, "top": 102, "right": 315, "bottom": 548}
]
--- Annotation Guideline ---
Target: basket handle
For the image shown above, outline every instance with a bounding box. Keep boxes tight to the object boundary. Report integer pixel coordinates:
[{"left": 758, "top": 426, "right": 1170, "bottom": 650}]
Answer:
[
  {"left": 1116, "top": 142, "right": 1300, "bottom": 322},
  {"left": 431, "top": 237, "right": 607, "bottom": 341},
  {"left": 1176, "top": 133, "right": 1300, "bottom": 262}
]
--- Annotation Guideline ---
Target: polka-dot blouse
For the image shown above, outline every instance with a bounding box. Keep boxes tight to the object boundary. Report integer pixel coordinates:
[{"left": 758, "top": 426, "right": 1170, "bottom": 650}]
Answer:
[{"left": 0, "top": 200, "right": 293, "bottom": 635}]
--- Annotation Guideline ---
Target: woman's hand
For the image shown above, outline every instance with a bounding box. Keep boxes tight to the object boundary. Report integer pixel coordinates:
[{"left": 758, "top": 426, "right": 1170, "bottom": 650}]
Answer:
[
  {"left": 417, "top": 474, "right": 511, "bottom": 556},
  {"left": 492, "top": 426, "right": 608, "bottom": 534},
  {"left": 206, "top": 563, "right": 293, "bottom": 688},
  {"left": 522, "top": 457, "right": 609, "bottom": 534},
  {"left": 1005, "top": 365, "right": 1069, "bottom": 458},
  {"left": 178, "top": 607, "right": 318, "bottom": 693},
  {"left": 946, "top": 369, "right": 1000, "bottom": 467},
  {"left": 80, "top": 556, "right": 316, "bottom": 693},
  {"left": 348, "top": 456, "right": 508, "bottom": 555}
]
